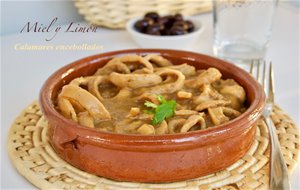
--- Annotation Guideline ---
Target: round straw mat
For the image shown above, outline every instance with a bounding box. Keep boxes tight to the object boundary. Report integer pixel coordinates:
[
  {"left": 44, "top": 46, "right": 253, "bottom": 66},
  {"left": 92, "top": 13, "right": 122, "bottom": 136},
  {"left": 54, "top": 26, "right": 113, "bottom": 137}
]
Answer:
[{"left": 7, "top": 101, "right": 300, "bottom": 190}]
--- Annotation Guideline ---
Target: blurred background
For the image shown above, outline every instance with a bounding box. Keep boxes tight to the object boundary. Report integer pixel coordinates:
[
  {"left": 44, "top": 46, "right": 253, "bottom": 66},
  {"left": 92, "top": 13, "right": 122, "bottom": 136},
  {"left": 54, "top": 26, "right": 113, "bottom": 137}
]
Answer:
[
  {"left": 1, "top": 1, "right": 84, "bottom": 35},
  {"left": 2, "top": 0, "right": 298, "bottom": 36}
]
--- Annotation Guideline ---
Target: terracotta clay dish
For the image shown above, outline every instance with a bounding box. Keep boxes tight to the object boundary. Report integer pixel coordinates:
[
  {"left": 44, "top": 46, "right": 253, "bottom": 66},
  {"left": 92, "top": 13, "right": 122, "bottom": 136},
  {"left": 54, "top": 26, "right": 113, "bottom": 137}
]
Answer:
[{"left": 39, "top": 49, "right": 265, "bottom": 182}]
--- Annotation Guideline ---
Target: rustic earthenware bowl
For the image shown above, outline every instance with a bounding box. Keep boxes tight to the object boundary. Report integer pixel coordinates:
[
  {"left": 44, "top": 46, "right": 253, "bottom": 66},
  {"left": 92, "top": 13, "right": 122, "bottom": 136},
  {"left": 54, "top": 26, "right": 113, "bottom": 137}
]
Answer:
[{"left": 39, "top": 49, "right": 265, "bottom": 182}]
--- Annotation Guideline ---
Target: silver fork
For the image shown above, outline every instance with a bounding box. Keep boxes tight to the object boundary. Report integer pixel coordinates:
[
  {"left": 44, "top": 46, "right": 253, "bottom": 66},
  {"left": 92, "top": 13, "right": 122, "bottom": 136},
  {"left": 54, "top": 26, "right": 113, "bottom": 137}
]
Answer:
[{"left": 250, "top": 60, "right": 290, "bottom": 190}]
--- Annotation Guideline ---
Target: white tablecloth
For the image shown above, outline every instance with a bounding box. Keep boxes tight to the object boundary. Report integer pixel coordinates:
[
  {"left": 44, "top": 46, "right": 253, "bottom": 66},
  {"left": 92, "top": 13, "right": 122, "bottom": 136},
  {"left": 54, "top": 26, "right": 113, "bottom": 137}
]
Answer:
[{"left": 1, "top": 3, "right": 299, "bottom": 189}]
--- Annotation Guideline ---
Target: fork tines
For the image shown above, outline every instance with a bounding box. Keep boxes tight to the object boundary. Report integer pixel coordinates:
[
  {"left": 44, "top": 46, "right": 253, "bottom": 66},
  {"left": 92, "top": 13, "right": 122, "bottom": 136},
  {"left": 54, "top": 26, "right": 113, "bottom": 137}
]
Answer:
[{"left": 250, "top": 60, "right": 275, "bottom": 102}]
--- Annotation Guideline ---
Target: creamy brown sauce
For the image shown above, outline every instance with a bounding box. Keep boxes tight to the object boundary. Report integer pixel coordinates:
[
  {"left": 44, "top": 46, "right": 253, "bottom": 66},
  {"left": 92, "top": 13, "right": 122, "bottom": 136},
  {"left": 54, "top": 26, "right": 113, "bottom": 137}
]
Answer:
[{"left": 57, "top": 54, "right": 247, "bottom": 135}]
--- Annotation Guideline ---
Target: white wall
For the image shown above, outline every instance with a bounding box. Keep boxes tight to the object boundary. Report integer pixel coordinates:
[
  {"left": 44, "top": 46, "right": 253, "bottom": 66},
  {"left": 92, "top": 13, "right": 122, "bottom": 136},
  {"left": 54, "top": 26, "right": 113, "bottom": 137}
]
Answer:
[{"left": 1, "top": 0, "right": 84, "bottom": 35}]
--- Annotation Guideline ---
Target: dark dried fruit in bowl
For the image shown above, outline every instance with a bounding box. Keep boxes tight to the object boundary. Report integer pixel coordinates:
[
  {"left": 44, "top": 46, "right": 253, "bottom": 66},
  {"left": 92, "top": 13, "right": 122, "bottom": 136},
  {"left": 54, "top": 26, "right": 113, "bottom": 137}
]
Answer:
[
  {"left": 146, "top": 30, "right": 161, "bottom": 35},
  {"left": 157, "top": 17, "right": 169, "bottom": 26},
  {"left": 169, "top": 26, "right": 186, "bottom": 35},
  {"left": 161, "top": 15, "right": 175, "bottom": 28},
  {"left": 161, "top": 28, "right": 170, "bottom": 35},
  {"left": 145, "top": 12, "right": 160, "bottom": 21},
  {"left": 174, "top": 13, "right": 184, "bottom": 21},
  {"left": 155, "top": 23, "right": 165, "bottom": 31},
  {"left": 134, "top": 18, "right": 154, "bottom": 32},
  {"left": 133, "top": 12, "right": 195, "bottom": 36},
  {"left": 134, "top": 20, "right": 147, "bottom": 32},
  {"left": 173, "top": 21, "right": 189, "bottom": 31},
  {"left": 185, "top": 20, "right": 195, "bottom": 32},
  {"left": 144, "top": 17, "right": 154, "bottom": 25},
  {"left": 146, "top": 24, "right": 163, "bottom": 35}
]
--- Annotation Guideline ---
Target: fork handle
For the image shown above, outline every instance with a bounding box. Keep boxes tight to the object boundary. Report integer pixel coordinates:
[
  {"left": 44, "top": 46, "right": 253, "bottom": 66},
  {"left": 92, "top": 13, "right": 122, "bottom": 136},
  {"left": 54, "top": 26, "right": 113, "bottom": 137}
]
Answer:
[{"left": 265, "top": 117, "right": 291, "bottom": 190}]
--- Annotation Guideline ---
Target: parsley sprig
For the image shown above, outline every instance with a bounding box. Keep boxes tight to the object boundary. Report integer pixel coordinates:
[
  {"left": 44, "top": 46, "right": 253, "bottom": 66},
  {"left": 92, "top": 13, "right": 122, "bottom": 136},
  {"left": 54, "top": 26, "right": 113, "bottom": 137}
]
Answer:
[{"left": 144, "top": 95, "right": 176, "bottom": 125}]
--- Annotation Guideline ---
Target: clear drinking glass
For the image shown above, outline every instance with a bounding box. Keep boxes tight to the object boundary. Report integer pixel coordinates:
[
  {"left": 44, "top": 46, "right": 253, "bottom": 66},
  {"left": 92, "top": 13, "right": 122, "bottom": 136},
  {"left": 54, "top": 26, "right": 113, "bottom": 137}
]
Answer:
[{"left": 213, "top": 0, "right": 278, "bottom": 60}]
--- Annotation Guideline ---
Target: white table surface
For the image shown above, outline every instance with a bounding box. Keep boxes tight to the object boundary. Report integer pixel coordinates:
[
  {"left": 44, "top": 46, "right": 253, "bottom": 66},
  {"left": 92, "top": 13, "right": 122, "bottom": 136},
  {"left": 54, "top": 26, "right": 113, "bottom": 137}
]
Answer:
[{"left": 1, "top": 3, "right": 299, "bottom": 189}]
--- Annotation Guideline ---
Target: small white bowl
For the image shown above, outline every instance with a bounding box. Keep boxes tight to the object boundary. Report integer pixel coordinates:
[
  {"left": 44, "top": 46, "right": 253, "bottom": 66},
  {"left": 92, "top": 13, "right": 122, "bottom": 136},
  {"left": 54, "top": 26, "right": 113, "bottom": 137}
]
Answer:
[{"left": 126, "top": 17, "right": 204, "bottom": 49}]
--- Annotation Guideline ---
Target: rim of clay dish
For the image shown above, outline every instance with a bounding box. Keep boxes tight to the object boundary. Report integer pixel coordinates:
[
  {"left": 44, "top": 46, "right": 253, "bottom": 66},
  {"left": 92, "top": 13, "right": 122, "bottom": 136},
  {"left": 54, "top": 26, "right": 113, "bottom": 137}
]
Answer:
[{"left": 39, "top": 49, "right": 265, "bottom": 151}]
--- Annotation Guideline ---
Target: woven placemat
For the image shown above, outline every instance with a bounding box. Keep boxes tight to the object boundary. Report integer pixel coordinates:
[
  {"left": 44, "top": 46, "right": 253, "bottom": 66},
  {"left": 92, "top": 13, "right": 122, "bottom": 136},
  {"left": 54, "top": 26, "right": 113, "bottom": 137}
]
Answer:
[{"left": 7, "top": 101, "right": 300, "bottom": 190}]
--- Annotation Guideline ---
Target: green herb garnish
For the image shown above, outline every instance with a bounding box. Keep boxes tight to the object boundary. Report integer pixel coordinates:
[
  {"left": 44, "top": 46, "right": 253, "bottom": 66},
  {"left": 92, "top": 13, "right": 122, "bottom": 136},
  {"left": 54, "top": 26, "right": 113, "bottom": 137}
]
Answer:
[{"left": 144, "top": 95, "right": 176, "bottom": 125}]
